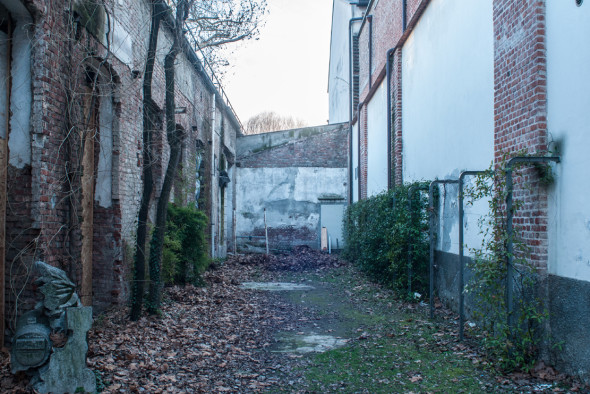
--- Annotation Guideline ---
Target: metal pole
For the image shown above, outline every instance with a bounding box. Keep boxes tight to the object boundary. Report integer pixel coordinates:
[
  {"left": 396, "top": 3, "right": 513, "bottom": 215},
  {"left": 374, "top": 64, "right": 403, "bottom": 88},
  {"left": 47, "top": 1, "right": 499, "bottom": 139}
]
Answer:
[
  {"left": 233, "top": 209, "right": 237, "bottom": 255},
  {"left": 504, "top": 156, "right": 560, "bottom": 334},
  {"left": 264, "top": 208, "right": 269, "bottom": 255},
  {"left": 428, "top": 180, "right": 458, "bottom": 319},
  {"left": 407, "top": 184, "right": 429, "bottom": 295},
  {"left": 458, "top": 170, "right": 487, "bottom": 340}
]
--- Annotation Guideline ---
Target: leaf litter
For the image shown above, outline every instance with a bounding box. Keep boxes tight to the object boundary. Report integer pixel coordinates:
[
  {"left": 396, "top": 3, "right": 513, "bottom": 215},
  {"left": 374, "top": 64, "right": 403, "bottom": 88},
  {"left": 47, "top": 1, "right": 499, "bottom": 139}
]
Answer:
[{"left": 0, "top": 247, "right": 588, "bottom": 393}]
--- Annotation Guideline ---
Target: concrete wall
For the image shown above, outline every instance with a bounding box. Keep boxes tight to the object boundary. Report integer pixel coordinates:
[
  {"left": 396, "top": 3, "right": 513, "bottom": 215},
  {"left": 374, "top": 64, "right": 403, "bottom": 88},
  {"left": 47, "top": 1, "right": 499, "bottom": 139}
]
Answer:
[{"left": 236, "top": 124, "right": 348, "bottom": 251}]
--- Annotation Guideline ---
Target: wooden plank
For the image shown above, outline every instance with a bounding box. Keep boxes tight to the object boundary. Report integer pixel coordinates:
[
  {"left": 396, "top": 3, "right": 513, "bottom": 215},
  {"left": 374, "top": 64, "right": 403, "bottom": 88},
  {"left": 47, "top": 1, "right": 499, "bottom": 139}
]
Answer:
[{"left": 80, "top": 92, "right": 95, "bottom": 306}]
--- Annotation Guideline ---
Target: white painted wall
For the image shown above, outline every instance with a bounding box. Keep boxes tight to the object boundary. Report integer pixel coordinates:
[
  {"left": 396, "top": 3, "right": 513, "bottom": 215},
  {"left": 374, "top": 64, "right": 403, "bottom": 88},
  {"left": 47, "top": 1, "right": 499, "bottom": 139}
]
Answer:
[
  {"left": 328, "top": 0, "right": 352, "bottom": 124},
  {"left": 96, "top": 92, "right": 113, "bottom": 208},
  {"left": 401, "top": 0, "right": 494, "bottom": 253},
  {"left": 366, "top": 80, "right": 388, "bottom": 197},
  {"left": 547, "top": 0, "right": 590, "bottom": 282},
  {"left": 352, "top": 123, "right": 359, "bottom": 202}
]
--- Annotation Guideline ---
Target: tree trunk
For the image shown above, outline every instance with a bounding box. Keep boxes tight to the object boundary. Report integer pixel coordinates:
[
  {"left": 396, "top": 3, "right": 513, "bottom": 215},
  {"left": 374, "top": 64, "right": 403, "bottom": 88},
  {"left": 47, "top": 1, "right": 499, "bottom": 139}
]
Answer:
[
  {"left": 146, "top": 0, "right": 188, "bottom": 314},
  {"left": 130, "top": 2, "right": 162, "bottom": 321}
]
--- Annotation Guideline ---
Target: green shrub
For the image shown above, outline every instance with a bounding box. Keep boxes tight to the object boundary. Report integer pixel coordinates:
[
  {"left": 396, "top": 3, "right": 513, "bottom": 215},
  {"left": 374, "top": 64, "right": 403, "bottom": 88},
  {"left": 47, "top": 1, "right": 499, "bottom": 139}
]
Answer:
[
  {"left": 162, "top": 203, "right": 209, "bottom": 286},
  {"left": 342, "top": 182, "right": 430, "bottom": 297}
]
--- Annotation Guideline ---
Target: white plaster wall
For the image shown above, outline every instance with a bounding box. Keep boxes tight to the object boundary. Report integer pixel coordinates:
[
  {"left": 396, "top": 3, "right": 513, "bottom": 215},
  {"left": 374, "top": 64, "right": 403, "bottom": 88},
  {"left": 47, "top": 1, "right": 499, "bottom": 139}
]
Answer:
[
  {"left": 328, "top": 0, "right": 352, "bottom": 124},
  {"left": 110, "top": 18, "right": 133, "bottom": 67},
  {"left": 96, "top": 93, "right": 113, "bottom": 208},
  {"left": 366, "top": 80, "right": 388, "bottom": 197},
  {"left": 401, "top": 0, "right": 494, "bottom": 253},
  {"left": 235, "top": 167, "right": 348, "bottom": 236},
  {"left": 7, "top": 16, "right": 32, "bottom": 168},
  {"left": 352, "top": 123, "right": 359, "bottom": 202},
  {"left": 547, "top": 0, "right": 590, "bottom": 282}
]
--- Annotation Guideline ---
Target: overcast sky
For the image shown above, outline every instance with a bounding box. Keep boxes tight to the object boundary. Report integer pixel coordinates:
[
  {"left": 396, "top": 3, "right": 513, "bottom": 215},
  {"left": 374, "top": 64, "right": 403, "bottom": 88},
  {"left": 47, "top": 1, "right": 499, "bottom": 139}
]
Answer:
[{"left": 222, "top": 0, "right": 333, "bottom": 127}]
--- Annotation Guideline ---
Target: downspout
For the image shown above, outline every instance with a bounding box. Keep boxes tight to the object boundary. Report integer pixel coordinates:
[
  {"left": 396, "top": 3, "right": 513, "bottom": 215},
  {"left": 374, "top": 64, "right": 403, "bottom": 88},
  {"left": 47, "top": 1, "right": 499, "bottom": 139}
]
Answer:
[
  {"left": 402, "top": 0, "right": 407, "bottom": 31},
  {"left": 348, "top": 17, "right": 363, "bottom": 203},
  {"left": 504, "top": 156, "right": 560, "bottom": 335},
  {"left": 210, "top": 95, "right": 216, "bottom": 258},
  {"left": 385, "top": 47, "right": 398, "bottom": 189},
  {"left": 357, "top": 101, "right": 364, "bottom": 201},
  {"left": 406, "top": 184, "right": 429, "bottom": 294},
  {"left": 368, "top": 15, "right": 373, "bottom": 90}
]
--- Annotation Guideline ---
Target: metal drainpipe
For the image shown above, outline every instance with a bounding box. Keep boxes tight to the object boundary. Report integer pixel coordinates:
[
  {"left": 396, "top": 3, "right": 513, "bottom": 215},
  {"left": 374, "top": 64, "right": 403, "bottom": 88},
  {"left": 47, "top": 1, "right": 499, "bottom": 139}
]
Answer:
[
  {"left": 402, "top": 0, "right": 407, "bottom": 31},
  {"left": 357, "top": 101, "right": 364, "bottom": 201},
  {"left": 368, "top": 15, "right": 373, "bottom": 90},
  {"left": 504, "top": 156, "right": 560, "bottom": 334},
  {"left": 458, "top": 170, "right": 487, "bottom": 340},
  {"left": 406, "top": 184, "right": 429, "bottom": 295},
  {"left": 210, "top": 95, "right": 216, "bottom": 258},
  {"left": 348, "top": 17, "right": 364, "bottom": 204},
  {"left": 386, "top": 47, "right": 398, "bottom": 189},
  {"left": 428, "top": 179, "right": 458, "bottom": 319}
]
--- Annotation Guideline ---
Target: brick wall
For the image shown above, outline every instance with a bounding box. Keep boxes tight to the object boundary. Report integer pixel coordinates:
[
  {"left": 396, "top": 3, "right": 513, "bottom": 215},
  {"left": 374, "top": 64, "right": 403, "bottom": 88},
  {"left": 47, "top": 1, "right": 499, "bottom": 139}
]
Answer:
[
  {"left": 238, "top": 124, "right": 348, "bottom": 168},
  {"left": 1, "top": 0, "right": 238, "bottom": 334},
  {"left": 493, "top": 0, "right": 549, "bottom": 269}
]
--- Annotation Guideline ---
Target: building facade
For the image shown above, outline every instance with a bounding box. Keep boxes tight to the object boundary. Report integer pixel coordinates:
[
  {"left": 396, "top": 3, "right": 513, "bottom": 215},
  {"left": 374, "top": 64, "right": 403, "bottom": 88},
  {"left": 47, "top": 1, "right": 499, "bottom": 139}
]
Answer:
[
  {"left": 329, "top": 0, "right": 590, "bottom": 382},
  {"left": 0, "top": 0, "right": 240, "bottom": 341}
]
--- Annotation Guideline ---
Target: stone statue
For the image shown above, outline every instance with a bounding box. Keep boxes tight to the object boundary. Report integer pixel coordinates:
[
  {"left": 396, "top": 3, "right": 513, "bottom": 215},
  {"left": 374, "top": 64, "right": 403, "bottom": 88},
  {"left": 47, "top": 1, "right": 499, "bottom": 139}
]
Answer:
[{"left": 11, "top": 261, "right": 96, "bottom": 393}]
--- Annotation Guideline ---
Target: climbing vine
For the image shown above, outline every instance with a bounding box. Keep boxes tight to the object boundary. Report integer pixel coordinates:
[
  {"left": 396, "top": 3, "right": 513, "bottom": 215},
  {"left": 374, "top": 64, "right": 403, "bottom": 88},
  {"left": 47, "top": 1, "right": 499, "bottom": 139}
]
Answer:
[{"left": 464, "top": 156, "right": 551, "bottom": 371}]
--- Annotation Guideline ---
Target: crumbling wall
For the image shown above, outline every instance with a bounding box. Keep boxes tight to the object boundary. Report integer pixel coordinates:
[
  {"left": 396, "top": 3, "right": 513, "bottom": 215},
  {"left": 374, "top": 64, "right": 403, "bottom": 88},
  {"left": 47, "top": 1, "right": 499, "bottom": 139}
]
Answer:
[{"left": 235, "top": 123, "right": 348, "bottom": 252}]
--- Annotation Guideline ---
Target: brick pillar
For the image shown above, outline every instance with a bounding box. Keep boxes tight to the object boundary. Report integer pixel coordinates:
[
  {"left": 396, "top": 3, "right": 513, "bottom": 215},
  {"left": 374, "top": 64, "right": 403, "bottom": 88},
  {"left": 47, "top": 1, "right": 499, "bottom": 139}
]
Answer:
[{"left": 493, "top": 0, "right": 549, "bottom": 269}]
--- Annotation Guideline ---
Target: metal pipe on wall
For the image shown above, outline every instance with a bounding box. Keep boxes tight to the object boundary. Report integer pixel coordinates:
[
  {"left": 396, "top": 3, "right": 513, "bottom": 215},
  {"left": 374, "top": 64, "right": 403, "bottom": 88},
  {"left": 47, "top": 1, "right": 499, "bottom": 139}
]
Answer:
[
  {"left": 348, "top": 17, "right": 364, "bottom": 204},
  {"left": 406, "top": 184, "right": 429, "bottom": 295},
  {"left": 368, "top": 15, "right": 373, "bottom": 90},
  {"left": 428, "top": 179, "right": 458, "bottom": 319},
  {"left": 385, "top": 47, "right": 398, "bottom": 189}
]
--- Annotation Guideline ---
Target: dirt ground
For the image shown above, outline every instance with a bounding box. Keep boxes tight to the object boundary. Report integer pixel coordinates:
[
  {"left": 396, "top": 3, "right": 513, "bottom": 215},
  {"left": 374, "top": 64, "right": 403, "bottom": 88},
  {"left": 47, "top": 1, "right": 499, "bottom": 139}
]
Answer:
[{"left": 0, "top": 248, "right": 588, "bottom": 393}]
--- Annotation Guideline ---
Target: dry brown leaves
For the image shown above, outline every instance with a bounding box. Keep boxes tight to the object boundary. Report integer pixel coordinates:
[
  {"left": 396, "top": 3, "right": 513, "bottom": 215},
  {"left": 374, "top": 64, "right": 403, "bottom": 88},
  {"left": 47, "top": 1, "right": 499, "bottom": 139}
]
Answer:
[{"left": 87, "top": 262, "right": 296, "bottom": 392}]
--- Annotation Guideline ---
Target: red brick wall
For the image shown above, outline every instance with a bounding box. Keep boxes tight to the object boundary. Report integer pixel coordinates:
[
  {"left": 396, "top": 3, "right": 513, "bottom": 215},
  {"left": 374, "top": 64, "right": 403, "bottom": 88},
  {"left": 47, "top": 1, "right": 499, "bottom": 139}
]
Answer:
[
  {"left": 239, "top": 124, "right": 348, "bottom": 169},
  {"left": 2, "top": 0, "right": 230, "bottom": 333},
  {"left": 493, "top": 0, "right": 549, "bottom": 269}
]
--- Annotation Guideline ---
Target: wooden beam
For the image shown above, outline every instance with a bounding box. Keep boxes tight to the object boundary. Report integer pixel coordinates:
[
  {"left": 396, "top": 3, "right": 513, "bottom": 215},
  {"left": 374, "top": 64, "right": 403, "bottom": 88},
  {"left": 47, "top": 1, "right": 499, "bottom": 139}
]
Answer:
[
  {"left": 80, "top": 92, "right": 95, "bottom": 306},
  {"left": 0, "top": 14, "right": 13, "bottom": 350}
]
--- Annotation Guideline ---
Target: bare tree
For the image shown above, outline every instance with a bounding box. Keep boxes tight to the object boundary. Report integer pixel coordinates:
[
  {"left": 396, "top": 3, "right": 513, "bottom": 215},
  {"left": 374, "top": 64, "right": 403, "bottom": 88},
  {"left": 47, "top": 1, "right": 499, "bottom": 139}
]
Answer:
[
  {"left": 132, "top": 0, "right": 266, "bottom": 319},
  {"left": 245, "top": 111, "right": 308, "bottom": 135}
]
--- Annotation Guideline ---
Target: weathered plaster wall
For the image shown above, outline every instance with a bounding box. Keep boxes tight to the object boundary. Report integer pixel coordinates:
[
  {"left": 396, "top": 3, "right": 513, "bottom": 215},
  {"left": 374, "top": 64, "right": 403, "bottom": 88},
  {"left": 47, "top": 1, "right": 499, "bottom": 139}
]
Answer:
[
  {"left": 546, "top": 0, "right": 590, "bottom": 283},
  {"left": 546, "top": 0, "right": 590, "bottom": 382},
  {"left": 236, "top": 124, "right": 348, "bottom": 251},
  {"left": 235, "top": 167, "right": 347, "bottom": 251}
]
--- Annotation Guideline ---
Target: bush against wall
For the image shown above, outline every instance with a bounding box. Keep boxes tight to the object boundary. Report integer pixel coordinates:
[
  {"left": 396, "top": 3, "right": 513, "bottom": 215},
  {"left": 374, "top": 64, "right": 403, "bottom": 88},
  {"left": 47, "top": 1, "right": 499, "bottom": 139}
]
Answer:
[
  {"left": 342, "top": 182, "right": 430, "bottom": 297},
  {"left": 162, "top": 203, "right": 209, "bottom": 286}
]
